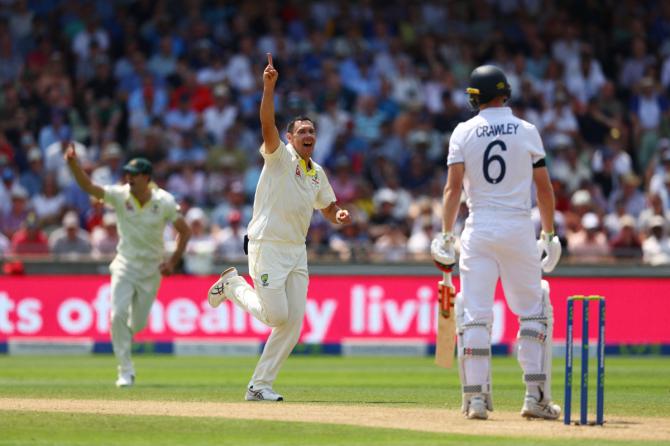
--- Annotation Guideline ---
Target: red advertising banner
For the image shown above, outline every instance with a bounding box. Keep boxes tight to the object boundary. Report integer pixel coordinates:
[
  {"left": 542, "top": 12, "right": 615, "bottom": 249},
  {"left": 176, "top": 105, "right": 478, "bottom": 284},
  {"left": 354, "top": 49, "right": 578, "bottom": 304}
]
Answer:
[{"left": 0, "top": 275, "right": 668, "bottom": 344}]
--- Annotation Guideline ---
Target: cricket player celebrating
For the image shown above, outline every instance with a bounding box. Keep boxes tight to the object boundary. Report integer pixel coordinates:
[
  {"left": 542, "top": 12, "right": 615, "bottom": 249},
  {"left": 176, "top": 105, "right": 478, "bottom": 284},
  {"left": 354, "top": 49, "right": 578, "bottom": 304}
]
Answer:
[
  {"left": 431, "top": 65, "right": 562, "bottom": 420},
  {"left": 207, "top": 53, "right": 351, "bottom": 401},
  {"left": 65, "top": 146, "right": 191, "bottom": 387}
]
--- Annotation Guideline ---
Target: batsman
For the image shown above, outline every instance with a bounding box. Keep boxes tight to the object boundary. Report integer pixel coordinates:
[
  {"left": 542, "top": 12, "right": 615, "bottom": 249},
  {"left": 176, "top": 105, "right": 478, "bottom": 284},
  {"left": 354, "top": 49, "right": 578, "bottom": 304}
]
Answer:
[{"left": 431, "top": 65, "right": 562, "bottom": 420}]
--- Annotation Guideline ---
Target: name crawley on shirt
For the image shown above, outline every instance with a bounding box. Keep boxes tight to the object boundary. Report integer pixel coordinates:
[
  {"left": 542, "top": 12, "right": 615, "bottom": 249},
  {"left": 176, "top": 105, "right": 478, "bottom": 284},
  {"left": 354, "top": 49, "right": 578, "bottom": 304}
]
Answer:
[{"left": 475, "top": 123, "right": 520, "bottom": 138}]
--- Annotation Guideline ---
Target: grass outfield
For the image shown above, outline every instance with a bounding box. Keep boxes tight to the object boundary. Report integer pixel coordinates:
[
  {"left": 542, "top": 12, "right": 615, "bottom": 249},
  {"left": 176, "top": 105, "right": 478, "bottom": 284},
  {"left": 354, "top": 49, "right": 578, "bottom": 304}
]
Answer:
[{"left": 0, "top": 355, "right": 668, "bottom": 445}]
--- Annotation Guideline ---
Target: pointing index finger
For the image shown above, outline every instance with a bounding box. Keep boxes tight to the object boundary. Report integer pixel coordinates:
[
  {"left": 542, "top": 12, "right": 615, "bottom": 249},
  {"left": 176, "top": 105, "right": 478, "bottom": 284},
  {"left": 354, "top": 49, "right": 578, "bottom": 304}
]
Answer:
[{"left": 267, "top": 53, "right": 273, "bottom": 67}]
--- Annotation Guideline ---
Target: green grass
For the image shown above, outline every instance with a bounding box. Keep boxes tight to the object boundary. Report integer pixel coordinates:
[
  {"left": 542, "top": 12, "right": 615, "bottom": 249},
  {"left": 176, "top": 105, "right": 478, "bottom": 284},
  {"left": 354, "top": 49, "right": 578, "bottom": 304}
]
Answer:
[{"left": 0, "top": 355, "right": 669, "bottom": 445}]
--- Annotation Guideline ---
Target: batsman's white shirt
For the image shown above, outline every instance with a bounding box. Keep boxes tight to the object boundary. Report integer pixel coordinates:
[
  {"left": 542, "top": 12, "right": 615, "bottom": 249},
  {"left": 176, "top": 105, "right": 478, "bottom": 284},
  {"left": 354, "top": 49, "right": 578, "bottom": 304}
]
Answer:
[
  {"left": 247, "top": 141, "right": 336, "bottom": 244},
  {"left": 448, "top": 107, "right": 545, "bottom": 214},
  {"left": 103, "top": 184, "right": 179, "bottom": 284}
]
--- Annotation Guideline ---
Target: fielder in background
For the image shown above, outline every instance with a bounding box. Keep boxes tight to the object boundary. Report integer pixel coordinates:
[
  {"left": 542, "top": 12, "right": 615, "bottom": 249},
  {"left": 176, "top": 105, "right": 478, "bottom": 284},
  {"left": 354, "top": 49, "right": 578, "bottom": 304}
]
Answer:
[
  {"left": 207, "top": 53, "right": 351, "bottom": 401},
  {"left": 65, "top": 146, "right": 191, "bottom": 387},
  {"left": 431, "top": 65, "right": 562, "bottom": 420}
]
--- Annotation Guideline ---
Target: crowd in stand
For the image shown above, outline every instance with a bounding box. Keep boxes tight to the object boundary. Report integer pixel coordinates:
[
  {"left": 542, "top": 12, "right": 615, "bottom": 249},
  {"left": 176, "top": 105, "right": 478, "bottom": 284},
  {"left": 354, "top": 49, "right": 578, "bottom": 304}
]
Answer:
[{"left": 1, "top": 0, "right": 670, "bottom": 270}]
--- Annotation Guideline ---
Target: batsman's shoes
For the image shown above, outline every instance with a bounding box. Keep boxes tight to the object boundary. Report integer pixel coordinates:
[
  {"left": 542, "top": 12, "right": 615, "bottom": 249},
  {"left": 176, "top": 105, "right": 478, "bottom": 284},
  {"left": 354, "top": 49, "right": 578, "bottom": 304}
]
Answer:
[
  {"left": 115, "top": 372, "right": 135, "bottom": 388},
  {"left": 520, "top": 395, "right": 561, "bottom": 420},
  {"left": 466, "top": 395, "right": 488, "bottom": 420},
  {"left": 208, "top": 267, "right": 238, "bottom": 307},
  {"left": 245, "top": 386, "right": 284, "bottom": 401}
]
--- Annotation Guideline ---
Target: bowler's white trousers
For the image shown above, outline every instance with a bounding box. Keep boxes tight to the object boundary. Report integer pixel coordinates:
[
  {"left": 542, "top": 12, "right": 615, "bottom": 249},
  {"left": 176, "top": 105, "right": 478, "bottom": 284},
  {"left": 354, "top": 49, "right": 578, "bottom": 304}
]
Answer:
[
  {"left": 110, "top": 271, "right": 161, "bottom": 375},
  {"left": 228, "top": 240, "right": 308, "bottom": 390},
  {"left": 459, "top": 208, "right": 545, "bottom": 388}
]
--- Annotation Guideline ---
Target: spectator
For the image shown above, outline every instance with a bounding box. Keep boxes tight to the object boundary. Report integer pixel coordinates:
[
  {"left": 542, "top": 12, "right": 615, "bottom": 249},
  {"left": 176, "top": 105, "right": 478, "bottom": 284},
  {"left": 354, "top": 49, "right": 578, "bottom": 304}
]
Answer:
[
  {"left": 630, "top": 77, "right": 669, "bottom": 172},
  {"left": 1, "top": 185, "right": 30, "bottom": 238},
  {"left": 19, "top": 147, "right": 45, "bottom": 197},
  {"left": 373, "top": 221, "right": 408, "bottom": 262},
  {"left": 407, "top": 216, "right": 434, "bottom": 261},
  {"left": 202, "top": 84, "right": 238, "bottom": 145},
  {"left": 72, "top": 17, "right": 110, "bottom": 60},
  {"left": 182, "top": 207, "right": 215, "bottom": 275},
  {"left": 214, "top": 209, "right": 246, "bottom": 261},
  {"left": 306, "top": 220, "right": 332, "bottom": 260},
  {"left": 84, "top": 196, "right": 106, "bottom": 232},
  {"left": 369, "top": 188, "right": 402, "bottom": 240},
  {"left": 91, "top": 142, "right": 124, "bottom": 186},
  {"left": 0, "top": 229, "right": 9, "bottom": 256},
  {"left": 0, "top": 167, "right": 17, "bottom": 215},
  {"left": 541, "top": 90, "right": 579, "bottom": 150},
  {"left": 609, "top": 214, "right": 642, "bottom": 259},
  {"left": 607, "top": 173, "right": 646, "bottom": 218},
  {"left": 567, "top": 212, "right": 611, "bottom": 261},
  {"left": 642, "top": 216, "right": 670, "bottom": 265},
  {"left": 38, "top": 110, "right": 71, "bottom": 153},
  {"left": 619, "top": 37, "right": 655, "bottom": 91},
  {"left": 329, "top": 156, "right": 358, "bottom": 205},
  {"left": 147, "top": 36, "right": 177, "bottom": 81},
  {"left": 330, "top": 215, "right": 371, "bottom": 262},
  {"left": 10, "top": 211, "right": 49, "bottom": 255},
  {"left": 639, "top": 193, "right": 670, "bottom": 233},
  {"left": 31, "top": 173, "right": 66, "bottom": 228},
  {"left": 91, "top": 212, "right": 119, "bottom": 258},
  {"left": 565, "top": 46, "right": 606, "bottom": 106},
  {"left": 211, "top": 181, "right": 253, "bottom": 229},
  {"left": 127, "top": 74, "right": 169, "bottom": 131},
  {"left": 48, "top": 211, "right": 91, "bottom": 256}
]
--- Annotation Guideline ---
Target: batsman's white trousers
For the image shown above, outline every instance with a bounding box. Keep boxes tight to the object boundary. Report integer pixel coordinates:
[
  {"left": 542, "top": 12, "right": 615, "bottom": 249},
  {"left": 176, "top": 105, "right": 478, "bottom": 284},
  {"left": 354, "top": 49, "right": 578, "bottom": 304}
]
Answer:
[
  {"left": 110, "top": 272, "right": 161, "bottom": 374},
  {"left": 459, "top": 209, "right": 544, "bottom": 387},
  {"left": 228, "top": 240, "right": 308, "bottom": 390}
]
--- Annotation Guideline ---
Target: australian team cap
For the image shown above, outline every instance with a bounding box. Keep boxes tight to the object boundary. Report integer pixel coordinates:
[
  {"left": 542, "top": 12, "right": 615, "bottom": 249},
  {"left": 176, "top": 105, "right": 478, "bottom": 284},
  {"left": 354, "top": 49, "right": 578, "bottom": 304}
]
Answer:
[{"left": 122, "top": 157, "right": 153, "bottom": 175}]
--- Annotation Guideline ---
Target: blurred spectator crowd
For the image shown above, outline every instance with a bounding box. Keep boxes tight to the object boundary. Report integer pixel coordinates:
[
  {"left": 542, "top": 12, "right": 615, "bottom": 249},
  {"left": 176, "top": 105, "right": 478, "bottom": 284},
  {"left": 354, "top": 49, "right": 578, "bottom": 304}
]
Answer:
[{"left": 1, "top": 0, "right": 670, "bottom": 270}]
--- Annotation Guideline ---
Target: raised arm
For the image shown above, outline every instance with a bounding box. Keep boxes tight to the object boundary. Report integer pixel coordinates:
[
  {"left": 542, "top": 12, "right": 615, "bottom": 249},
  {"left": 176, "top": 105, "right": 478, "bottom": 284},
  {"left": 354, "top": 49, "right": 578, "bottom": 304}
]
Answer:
[
  {"left": 260, "top": 53, "right": 281, "bottom": 154},
  {"left": 64, "top": 143, "right": 105, "bottom": 200}
]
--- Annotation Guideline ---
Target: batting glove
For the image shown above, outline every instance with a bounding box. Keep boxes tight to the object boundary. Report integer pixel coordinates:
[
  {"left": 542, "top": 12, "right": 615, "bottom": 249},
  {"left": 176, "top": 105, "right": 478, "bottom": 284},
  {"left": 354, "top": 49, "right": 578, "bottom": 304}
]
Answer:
[
  {"left": 537, "top": 231, "right": 561, "bottom": 273},
  {"left": 431, "top": 231, "right": 456, "bottom": 272}
]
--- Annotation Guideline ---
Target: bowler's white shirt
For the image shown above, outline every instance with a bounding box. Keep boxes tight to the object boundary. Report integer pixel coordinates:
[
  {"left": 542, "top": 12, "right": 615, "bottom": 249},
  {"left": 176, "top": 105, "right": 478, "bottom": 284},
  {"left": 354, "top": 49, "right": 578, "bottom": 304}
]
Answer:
[
  {"left": 247, "top": 141, "right": 336, "bottom": 244},
  {"left": 103, "top": 184, "right": 179, "bottom": 278},
  {"left": 448, "top": 107, "right": 545, "bottom": 213}
]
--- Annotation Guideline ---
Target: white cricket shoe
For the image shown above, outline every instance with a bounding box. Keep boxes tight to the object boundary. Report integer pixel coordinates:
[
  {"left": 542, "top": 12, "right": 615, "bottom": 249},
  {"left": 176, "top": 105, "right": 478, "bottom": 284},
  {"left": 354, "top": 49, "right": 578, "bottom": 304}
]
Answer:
[
  {"left": 521, "top": 395, "right": 561, "bottom": 420},
  {"left": 466, "top": 395, "right": 488, "bottom": 420},
  {"left": 115, "top": 372, "right": 135, "bottom": 388},
  {"left": 245, "top": 386, "right": 284, "bottom": 401},
  {"left": 207, "top": 267, "right": 238, "bottom": 307}
]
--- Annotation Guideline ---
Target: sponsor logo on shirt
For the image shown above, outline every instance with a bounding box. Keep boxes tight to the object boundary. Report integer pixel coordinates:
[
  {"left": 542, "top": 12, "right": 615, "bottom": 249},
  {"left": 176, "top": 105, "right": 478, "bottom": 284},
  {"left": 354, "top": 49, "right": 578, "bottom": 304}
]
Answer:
[
  {"left": 311, "top": 173, "right": 320, "bottom": 187},
  {"left": 125, "top": 200, "right": 133, "bottom": 212},
  {"left": 261, "top": 273, "right": 269, "bottom": 287},
  {"left": 295, "top": 165, "right": 302, "bottom": 178},
  {"left": 151, "top": 203, "right": 159, "bottom": 214}
]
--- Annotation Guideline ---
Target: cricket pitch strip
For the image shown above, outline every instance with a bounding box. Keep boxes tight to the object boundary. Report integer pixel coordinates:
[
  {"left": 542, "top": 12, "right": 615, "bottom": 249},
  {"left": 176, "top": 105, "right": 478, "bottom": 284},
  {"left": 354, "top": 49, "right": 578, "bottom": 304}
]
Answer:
[{"left": 1, "top": 398, "right": 669, "bottom": 442}]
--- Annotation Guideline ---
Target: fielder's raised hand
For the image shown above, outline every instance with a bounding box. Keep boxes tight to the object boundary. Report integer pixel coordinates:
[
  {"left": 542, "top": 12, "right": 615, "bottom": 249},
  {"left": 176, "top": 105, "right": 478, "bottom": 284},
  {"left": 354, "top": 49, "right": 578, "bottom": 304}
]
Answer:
[
  {"left": 263, "top": 53, "right": 278, "bottom": 89},
  {"left": 64, "top": 142, "right": 77, "bottom": 163}
]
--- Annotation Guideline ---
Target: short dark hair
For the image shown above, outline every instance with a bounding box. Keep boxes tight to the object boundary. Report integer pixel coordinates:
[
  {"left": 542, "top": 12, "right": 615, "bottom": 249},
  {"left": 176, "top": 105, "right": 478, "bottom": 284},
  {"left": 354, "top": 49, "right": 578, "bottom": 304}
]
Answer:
[{"left": 287, "top": 116, "right": 316, "bottom": 133}]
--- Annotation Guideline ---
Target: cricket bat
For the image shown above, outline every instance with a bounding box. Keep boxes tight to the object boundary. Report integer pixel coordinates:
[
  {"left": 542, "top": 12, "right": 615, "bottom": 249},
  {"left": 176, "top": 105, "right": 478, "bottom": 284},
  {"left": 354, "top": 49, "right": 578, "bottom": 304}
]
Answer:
[{"left": 435, "top": 269, "right": 456, "bottom": 368}]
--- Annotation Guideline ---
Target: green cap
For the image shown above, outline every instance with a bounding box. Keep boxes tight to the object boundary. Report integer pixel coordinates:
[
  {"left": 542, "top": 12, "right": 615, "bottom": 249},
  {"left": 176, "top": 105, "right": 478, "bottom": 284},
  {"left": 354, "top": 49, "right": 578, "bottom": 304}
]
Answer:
[{"left": 122, "top": 157, "right": 152, "bottom": 175}]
